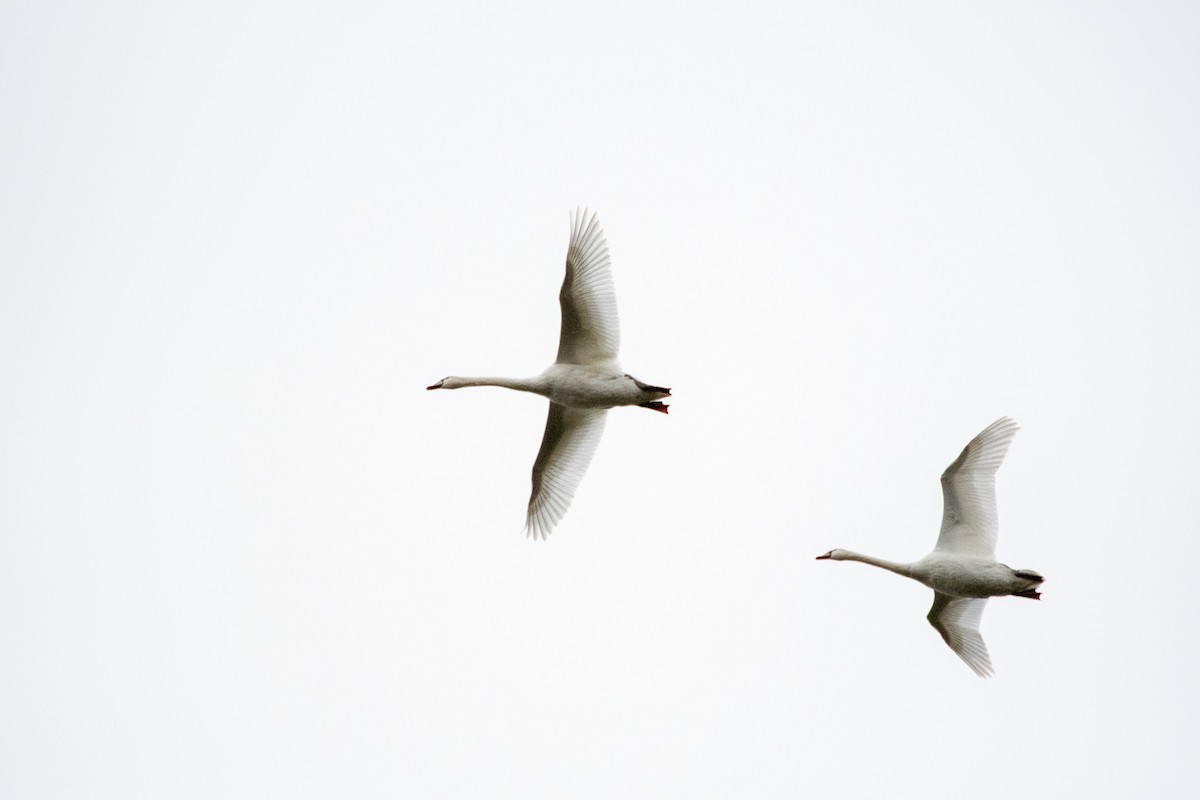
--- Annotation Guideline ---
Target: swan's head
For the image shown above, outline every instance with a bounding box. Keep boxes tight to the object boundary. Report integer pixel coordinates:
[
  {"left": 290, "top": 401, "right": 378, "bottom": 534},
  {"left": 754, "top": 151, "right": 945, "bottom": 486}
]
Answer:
[
  {"left": 815, "top": 549, "right": 849, "bottom": 561},
  {"left": 427, "top": 376, "right": 462, "bottom": 390}
]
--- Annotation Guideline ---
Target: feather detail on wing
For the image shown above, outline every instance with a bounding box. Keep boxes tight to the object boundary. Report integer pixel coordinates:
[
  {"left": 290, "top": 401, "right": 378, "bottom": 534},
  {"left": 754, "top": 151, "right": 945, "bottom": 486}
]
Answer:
[
  {"left": 928, "top": 594, "right": 994, "bottom": 678},
  {"left": 556, "top": 209, "right": 620, "bottom": 365},
  {"left": 935, "top": 417, "right": 1019, "bottom": 558},
  {"left": 525, "top": 404, "right": 608, "bottom": 539}
]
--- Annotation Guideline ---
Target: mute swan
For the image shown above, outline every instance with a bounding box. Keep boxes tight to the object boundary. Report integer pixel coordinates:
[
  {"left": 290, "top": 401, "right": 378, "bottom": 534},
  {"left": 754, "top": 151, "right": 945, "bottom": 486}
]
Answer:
[
  {"left": 427, "top": 210, "right": 670, "bottom": 539},
  {"left": 816, "top": 417, "right": 1042, "bottom": 677}
]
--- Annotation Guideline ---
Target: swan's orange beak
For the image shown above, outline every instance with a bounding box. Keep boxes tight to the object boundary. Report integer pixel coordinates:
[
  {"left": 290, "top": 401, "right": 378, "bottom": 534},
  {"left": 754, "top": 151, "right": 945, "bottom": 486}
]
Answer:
[
  {"left": 815, "top": 552, "right": 832, "bottom": 560},
  {"left": 427, "top": 380, "right": 445, "bottom": 390}
]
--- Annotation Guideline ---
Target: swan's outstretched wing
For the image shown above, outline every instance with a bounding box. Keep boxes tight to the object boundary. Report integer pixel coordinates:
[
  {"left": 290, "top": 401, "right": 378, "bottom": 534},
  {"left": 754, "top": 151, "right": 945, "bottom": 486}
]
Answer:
[
  {"left": 525, "top": 404, "right": 608, "bottom": 539},
  {"left": 928, "top": 593, "right": 994, "bottom": 678},
  {"left": 555, "top": 209, "right": 620, "bottom": 365},
  {"left": 935, "top": 417, "right": 1019, "bottom": 558}
]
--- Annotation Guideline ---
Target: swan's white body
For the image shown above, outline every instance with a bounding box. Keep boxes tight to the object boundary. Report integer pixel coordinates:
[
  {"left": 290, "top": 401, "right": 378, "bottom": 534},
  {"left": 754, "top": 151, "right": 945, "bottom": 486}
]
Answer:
[
  {"left": 817, "top": 417, "right": 1043, "bottom": 677},
  {"left": 428, "top": 210, "right": 669, "bottom": 539}
]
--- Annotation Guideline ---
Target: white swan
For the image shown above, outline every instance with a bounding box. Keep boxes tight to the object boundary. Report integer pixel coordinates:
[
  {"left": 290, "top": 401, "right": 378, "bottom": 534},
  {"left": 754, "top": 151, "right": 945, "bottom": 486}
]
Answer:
[
  {"left": 428, "top": 209, "right": 670, "bottom": 539},
  {"left": 816, "top": 417, "right": 1043, "bottom": 677}
]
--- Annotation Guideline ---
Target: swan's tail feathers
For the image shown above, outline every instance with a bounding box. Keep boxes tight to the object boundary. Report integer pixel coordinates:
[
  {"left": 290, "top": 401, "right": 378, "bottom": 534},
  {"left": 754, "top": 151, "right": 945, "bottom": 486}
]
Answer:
[
  {"left": 631, "top": 378, "right": 671, "bottom": 396},
  {"left": 638, "top": 401, "right": 669, "bottom": 414},
  {"left": 1012, "top": 568, "right": 1044, "bottom": 599}
]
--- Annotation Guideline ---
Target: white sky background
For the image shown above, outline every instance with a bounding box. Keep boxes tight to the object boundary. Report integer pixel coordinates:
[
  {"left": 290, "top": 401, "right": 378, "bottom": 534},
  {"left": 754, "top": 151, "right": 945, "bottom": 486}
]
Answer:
[{"left": 2, "top": 1, "right": 1199, "bottom": 797}]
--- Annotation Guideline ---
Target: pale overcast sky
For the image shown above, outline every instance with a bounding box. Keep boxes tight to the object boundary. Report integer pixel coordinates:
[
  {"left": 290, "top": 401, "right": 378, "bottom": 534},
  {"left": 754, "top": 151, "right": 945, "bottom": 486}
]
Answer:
[{"left": 2, "top": 2, "right": 1199, "bottom": 798}]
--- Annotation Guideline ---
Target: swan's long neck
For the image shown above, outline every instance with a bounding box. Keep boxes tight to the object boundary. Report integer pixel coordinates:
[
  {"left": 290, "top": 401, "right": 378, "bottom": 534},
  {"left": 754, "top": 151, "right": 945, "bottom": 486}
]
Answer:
[
  {"left": 837, "top": 550, "right": 916, "bottom": 579},
  {"left": 447, "top": 376, "right": 544, "bottom": 393}
]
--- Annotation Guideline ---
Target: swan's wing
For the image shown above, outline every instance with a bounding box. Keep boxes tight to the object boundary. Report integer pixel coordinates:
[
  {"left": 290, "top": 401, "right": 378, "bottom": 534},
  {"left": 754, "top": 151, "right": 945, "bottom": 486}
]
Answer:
[
  {"left": 525, "top": 404, "right": 608, "bottom": 539},
  {"left": 555, "top": 209, "right": 620, "bottom": 365},
  {"left": 934, "top": 417, "right": 1019, "bottom": 558},
  {"left": 927, "top": 593, "right": 994, "bottom": 678}
]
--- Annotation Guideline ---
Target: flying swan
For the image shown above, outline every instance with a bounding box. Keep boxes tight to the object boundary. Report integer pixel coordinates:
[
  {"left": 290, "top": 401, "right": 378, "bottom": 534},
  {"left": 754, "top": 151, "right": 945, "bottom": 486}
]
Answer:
[
  {"left": 428, "top": 210, "right": 670, "bottom": 539},
  {"left": 817, "top": 417, "right": 1043, "bottom": 677}
]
